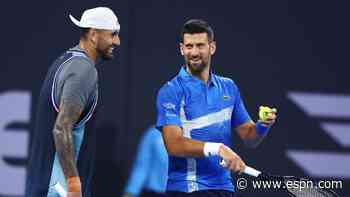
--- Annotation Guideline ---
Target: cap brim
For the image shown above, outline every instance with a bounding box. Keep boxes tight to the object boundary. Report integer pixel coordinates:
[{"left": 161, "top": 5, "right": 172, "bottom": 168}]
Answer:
[{"left": 69, "top": 14, "right": 82, "bottom": 28}]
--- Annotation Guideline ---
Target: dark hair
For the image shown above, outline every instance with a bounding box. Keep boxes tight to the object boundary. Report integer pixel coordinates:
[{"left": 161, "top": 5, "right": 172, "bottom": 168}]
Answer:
[
  {"left": 180, "top": 19, "right": 214, "bottom": 43},
  {"left": 80, "top": 28, "right": 90, "bottom": 39}
]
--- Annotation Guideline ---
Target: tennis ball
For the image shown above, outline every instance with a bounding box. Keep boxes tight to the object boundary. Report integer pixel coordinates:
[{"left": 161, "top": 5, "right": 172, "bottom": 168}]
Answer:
[{"left": 259, "top": 106, "right": 271, "bottom": 120}]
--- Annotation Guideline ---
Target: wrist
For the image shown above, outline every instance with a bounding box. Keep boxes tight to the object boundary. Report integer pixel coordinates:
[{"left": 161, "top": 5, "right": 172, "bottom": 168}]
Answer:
[
  {"left": 203, "top": 142, "right": 223, "bottom": 157},
  {"left": 255, "top": 122, "right": 270, "bottom": 136},
  {"left": 67, "top": 176, "right": 81, "bottom": 192}
]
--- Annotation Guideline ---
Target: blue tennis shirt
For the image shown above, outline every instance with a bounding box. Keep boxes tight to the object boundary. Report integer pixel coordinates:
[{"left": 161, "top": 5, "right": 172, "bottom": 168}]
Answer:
[
  {"left": 156, "top": 66, "right": 251, "bottom": 193},
  {"left": 123, "top": 127, "right": 168, "bottom": 196}
]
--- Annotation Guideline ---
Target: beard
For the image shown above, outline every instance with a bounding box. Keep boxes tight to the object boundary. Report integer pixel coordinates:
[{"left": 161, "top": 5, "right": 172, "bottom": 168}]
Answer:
[
  {"left": 185, "top": 56, "right": 209, "bottom": 75},
  {"left": 97, "top": 44, "right": 116, "bottom": 61}
]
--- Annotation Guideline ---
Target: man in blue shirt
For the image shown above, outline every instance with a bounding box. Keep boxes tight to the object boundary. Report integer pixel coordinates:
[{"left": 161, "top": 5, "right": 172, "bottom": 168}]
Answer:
[
  {"left": 121, "top": 127, "right": 168, "bottom": 197},
  {"left": 156, "top": 19, "right": 277, "bottom": 197}
]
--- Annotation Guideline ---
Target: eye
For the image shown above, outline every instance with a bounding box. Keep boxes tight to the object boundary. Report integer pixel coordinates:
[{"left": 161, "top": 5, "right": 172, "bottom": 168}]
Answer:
[
  {"left": 185, "top": 44, "right": 193, "bottom": 49},
  {"left": 197, "top": 43, "right": 206, "bottom": 48},
  {"left": 112, "top": 30, "right": 119, "bottom": 37}
]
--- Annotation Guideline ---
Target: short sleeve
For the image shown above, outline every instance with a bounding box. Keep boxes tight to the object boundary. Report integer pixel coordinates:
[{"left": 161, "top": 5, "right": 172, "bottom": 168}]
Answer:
[
  {"left": 156, "top": 82, "right": 182, "bottom": 129},
  {"left": 231, "top": 83, "right": 251, "bottom": 128},
  {"left": 60, "top": 58, "right": 97, "bottom": 108}
]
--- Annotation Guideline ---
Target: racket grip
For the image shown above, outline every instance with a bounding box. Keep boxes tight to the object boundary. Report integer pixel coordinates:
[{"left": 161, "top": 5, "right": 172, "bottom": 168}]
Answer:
[
  {"left": 54, "top": 182, "right": 67, "bottom": 197},
  {"left": 244, "top": 166, "right": 261, "bottom": 177},
  {"left": 220, "top": 160, "right": 261, "bottom": 177}
]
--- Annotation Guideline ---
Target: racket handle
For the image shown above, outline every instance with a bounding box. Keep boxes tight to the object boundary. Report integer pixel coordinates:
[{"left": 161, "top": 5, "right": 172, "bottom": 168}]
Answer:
[
  {"left": 220, "top": 160, "right": 261, "bottom": 177},
  {"left": 54, "top": 182, "right": 67, "bottom": 197},
  {"left": 244, "top": 166, "right": 261, "bottom": 177}
]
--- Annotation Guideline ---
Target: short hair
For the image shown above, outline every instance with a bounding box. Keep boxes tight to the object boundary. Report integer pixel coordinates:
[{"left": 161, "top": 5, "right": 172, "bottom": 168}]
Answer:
[
  {"left": 180, "top": 19, "right": 214, "bottom": 43},
  {"left": 80, "top": 28, "right": 90, "bottom": 39}
]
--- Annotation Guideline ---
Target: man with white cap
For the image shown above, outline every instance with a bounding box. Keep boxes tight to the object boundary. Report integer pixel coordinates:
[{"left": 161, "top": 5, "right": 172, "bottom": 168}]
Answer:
[{"left": 25, "top": 7, "right": 120, "bottom": 197}]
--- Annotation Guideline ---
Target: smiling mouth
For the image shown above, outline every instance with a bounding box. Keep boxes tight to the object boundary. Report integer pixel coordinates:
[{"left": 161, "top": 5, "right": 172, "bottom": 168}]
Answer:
[{"left": 190, "top": 59, "right": 201, "bottom": 64}]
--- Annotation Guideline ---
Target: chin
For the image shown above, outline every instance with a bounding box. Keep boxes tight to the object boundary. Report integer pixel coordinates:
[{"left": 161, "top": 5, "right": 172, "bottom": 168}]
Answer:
[
  {"left": 189, "top": 63, "right": 205, "bottom": 72},
  {"left": 101, "top": 54, "right": 114, "bottom": 60}
]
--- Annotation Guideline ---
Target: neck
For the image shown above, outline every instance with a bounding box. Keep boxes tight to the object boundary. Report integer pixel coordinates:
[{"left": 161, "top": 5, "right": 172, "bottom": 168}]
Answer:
[
  {"left": 186, "top": 64, "right": 210, "bottom": 84},
  {"left": 79, "top": 39, "right": 97, "bottom": 64}
]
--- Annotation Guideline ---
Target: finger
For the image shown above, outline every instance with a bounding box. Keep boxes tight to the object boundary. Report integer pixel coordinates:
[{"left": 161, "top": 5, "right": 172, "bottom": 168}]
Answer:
[
  {"left": 225, "top": 160, "right": 233, "bottom": 169},
  {"left": 229, "top": 160, "right": 237, "bottom": 171},
  {"left": 267, "top": 113, "right": 276, "bottom": 119},
  {"left": 264, "top": 118, "right": 276, "bottom": 123},
  {"left": 221, "top": 159, "right": 230, "bottom": 168},
  {"left": 234, "top": 160, "right": 242, "bottom": 173},
  {"left": 259, "top": 119, "right": 275, "bottom": 125},
  {"left": 270, "top": 108, "right": 277, "bottom": 113},
  {"left": 239, "top": 160, "right": 246, "bottom": 174}
]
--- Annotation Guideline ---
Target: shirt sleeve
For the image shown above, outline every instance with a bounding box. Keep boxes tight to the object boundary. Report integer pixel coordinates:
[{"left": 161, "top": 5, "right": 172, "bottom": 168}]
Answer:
[
  {"left": 231, "top": 84, "right": 252, "bottom": 128},
  {"left": 156, "top": 82, "right": 183, "bottom": 129},
  {"left": 59, "top": 57, "right": 97, "bottom": 108}
]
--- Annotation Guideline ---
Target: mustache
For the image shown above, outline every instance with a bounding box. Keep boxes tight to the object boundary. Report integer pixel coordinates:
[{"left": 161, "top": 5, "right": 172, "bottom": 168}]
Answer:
[{"left": 189, "top": 56, "right": 201, "bottom": 60}]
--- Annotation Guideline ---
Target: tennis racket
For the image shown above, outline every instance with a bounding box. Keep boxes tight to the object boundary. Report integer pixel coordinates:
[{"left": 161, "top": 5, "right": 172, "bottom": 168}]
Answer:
[{"left": 221, "top": 161, "right": 340, "bottom": 197}]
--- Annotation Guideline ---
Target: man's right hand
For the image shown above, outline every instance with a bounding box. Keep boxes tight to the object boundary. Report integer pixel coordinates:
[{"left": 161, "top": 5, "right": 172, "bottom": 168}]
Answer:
[
  {"left": 67, "top": 176, "right": 82, "bottom": 197},
  {"left": 219, "top": 144, "right": 246, "bottom": 173},
  {"left": 68, "top": 191, "right": 82, "bottom": 197}
]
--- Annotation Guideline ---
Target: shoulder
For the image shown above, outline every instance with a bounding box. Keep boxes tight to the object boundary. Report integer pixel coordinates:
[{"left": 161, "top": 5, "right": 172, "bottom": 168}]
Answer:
[
  {"left": 64, "top": 56, "right": 97, "bottom": 77},
  {"left": 67, "top": 56, "right": 94, "bottom": 69},
  {"left": 214, "top": 74, "right": 239, "bottom": 91},
  {"left": 157, "top": 76, "right": 183, "bottom": 99}
]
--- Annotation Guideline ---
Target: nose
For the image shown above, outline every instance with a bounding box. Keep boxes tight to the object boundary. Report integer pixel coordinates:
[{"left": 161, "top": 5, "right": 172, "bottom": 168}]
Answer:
[
  {"left": 190, "top": 46, "right": 200, "bottom": 57},
  {"left": 113, "top": 35, "right": 121, "bottom": 46}
]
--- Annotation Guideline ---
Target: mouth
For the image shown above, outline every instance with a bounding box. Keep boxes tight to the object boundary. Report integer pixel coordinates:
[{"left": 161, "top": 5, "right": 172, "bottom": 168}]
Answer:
[
  {"left": 109, "top": 47, "right": 115, "bottom": 53},
  {"left": 190, "top": 59, "right": 202, "bottom": 64}
]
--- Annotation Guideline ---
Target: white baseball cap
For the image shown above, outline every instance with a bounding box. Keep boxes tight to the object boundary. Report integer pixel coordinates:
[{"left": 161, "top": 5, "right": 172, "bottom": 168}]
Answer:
[{"left": 69, "top": 7, "right": 120, "bottom": 32}]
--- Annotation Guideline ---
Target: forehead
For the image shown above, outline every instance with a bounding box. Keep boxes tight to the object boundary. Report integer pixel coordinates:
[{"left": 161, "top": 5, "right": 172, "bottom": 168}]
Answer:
[{"left": 183, "top": 33, "right": 209, "bottom": 44}]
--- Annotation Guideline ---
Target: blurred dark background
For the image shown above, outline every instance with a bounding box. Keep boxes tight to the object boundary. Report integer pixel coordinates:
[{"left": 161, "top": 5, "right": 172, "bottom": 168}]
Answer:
[{"left": 0, "top": 0, "right": 349, "bottom": 196}]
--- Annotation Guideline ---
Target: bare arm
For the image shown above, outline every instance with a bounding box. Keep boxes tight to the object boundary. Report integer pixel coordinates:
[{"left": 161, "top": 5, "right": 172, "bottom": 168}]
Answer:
[
  {"left": 162, "top": 125, "right": 205, "bottom": 157},
  {"left": 236, "top": 111, "right": 277, "bottom": 148},
  {"left": 52, "top": 100, "right": 83, "bottom": 178},
  {"left": 162, "top": 125, "right": 246, "bottom": 172}
]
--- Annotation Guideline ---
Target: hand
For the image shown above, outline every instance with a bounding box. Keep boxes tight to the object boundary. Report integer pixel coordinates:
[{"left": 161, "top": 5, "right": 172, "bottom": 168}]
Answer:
[
  {"left": 68, "top": 191, "right": 82, "bottom": 197},
  {"left": 67, "top": 177, "right": 81, "bottom": 197},
  {"left": 258, "top": 106, "right": 277, "bottom": 127},
  {"left": 218, "top": 145, "right": 246, "bottom": 173}
]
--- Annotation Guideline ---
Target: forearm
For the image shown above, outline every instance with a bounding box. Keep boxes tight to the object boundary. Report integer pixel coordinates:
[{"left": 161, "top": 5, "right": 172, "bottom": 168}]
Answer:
[
  {"left": 165, "top": 137, "right": 205, "bottom": 157},
  {"left": 52, "top": 100, "right": 82, "bottom": 179},
  {"left": 242, "top": 131, "right": 267, "bottom": 148},
  {"left": 237, "top": 122, "right": 270, "bottom": 148},
  {"left": 53, "top": 124, "right": 79, "bottom": 178}
]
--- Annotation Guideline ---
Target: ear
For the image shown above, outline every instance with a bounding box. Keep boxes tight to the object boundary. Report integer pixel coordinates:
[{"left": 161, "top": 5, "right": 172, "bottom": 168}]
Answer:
[
  {"left": 89, "top": 29, "right": 98, "bottom": 45},
  {"left": 179, "top": 43, "right": 185, "bottom": 55},
  {"left": 210, "top": 41, "right": 216, "bottom": 55}
]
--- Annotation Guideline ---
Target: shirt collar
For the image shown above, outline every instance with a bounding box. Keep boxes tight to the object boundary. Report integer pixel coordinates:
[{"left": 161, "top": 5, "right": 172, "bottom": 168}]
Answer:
[{"left": 178, "top": 66, "right": 217, "bottom": 87}]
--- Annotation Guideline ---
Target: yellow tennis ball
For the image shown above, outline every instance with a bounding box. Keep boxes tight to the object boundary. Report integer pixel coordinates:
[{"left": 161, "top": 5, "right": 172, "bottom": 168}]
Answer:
[{"left": 259, "top": 106, "right": 271, "bottom": 120}]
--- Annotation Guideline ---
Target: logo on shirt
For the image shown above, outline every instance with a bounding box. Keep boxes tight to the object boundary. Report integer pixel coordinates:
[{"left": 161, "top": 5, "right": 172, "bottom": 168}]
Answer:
[
  {"left": 165, "top": 112, "right": 177, "bottom": 117},
  {"left": 163, "top": 102, "right": 176, "bottom": 110}
]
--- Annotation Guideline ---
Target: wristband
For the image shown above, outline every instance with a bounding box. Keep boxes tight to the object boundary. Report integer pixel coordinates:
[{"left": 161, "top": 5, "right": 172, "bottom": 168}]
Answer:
[
  {"left": 255, "top": 122, "right": 270, "bottom": 136},
  {"left": 203, "top": 142, "right": 222, "bottom": 157},
  {"left": 67, "top": 176, "right": 81, "bottom": 192}
]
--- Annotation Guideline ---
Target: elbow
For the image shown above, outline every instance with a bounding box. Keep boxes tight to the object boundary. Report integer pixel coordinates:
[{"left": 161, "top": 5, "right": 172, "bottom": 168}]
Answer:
[
  {"left": 164, "top": 143, "right": 181, "bottom": 156},
  {"left": 164, "top": 139, "right": 186, "bottom": 157}
]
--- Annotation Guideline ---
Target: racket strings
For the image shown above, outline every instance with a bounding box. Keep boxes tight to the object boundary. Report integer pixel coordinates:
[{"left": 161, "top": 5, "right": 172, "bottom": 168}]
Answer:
[{"left": 283, "top": 178, "right": 338, "bottom": 197}]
